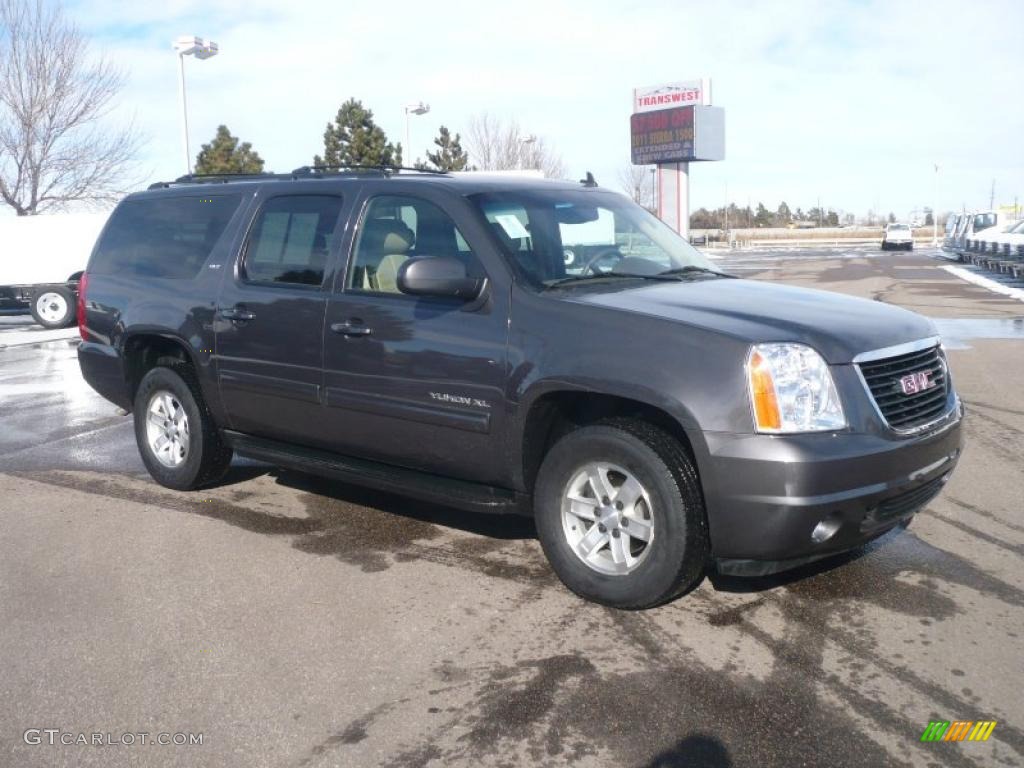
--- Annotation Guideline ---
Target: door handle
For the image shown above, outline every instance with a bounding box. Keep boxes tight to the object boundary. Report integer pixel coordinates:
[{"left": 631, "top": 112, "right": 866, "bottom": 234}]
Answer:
[
  {"left": 330, "top": 321, "right": 372, "bottom": 337},
  {"left": 218, "top": 306, "right": 255, "bottom": 322}
]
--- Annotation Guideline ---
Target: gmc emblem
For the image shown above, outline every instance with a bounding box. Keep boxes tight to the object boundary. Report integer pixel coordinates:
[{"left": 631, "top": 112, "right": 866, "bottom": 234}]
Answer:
[{"left": 899, "top": 371, "right": 933, "bottom": 395}]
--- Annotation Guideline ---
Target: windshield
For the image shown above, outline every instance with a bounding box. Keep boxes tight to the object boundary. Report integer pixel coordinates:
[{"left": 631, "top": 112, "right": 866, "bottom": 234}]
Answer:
[
  {"left": 469, "top": 189, "right": 717, "bottom": 290},
  {"left": 889, "top": 224, "right": 909, "bottom": 231},
  {"left": 973, "top": 212, "right": 997, "bottom": 231}
]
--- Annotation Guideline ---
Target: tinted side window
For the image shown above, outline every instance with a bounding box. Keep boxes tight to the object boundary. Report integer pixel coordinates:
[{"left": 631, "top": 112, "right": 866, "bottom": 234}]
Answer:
[
  {"left": 347, "top": 195, "right": 484, "bottom": 294},
  {"left": 90, "top": 195, "right": 241, "bottom": 278},
  {"left": 242, "top": 195, "right": 343, "bottom": 287}
]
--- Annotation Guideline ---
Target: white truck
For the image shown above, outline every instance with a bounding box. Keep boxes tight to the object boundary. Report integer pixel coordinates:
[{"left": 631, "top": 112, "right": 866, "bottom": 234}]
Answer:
[
  {"left": 0, "top": 211, "right": 110, "bottom": 328},
  {"left": 959, "top": 210, "right": 1015, "bottom": 256}
]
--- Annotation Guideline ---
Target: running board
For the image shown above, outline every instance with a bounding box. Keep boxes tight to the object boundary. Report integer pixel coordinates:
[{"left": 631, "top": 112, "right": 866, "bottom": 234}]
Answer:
[{"left": 222, "top": 430, "right": 529, "bottom": 516}]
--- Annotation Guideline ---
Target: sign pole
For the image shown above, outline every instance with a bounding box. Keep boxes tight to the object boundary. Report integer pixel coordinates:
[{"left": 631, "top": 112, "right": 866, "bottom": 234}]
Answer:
[{"left": 656, "top": 163, "right": 690, "bottom": 238}]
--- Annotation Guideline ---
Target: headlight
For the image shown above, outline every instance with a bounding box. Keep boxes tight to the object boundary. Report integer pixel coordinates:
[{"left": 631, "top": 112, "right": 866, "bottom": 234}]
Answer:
[{"left": 747, "top": 343, "right": 846, "bottom": 433}]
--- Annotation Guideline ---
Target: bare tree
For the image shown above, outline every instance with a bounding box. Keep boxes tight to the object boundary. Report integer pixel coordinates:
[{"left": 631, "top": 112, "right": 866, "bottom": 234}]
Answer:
[
  {"left": 465, "top": 112, "right": 566, "bottom": 179},
  {"left": 618, "top": 163, "right": 655, "bottom": 211},
  {"left": 0, "top": 0, "right": 141, "bottom": 215}
]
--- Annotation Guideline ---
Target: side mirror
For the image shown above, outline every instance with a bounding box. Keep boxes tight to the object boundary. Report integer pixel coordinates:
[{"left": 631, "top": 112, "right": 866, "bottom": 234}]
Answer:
[{"left": 397, "top": 256, "right": 484, "bottom": 300}]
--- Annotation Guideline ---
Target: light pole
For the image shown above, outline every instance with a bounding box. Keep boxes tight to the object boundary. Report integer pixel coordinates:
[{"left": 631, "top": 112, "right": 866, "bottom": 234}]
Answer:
[
  {"left": 173, "top": 36, "right": 219, "bottom": 175},
  {"left": 404, "top": 102, "right": 430, "bottom": 166},
  {"left": 649, "top": 167, "right": 657, "bottom": 214},
  {"left": 932, "top": 164, "right": 940, "bottom": 246},
  {"left": 518, "top": 134, "right": 537, "bottom": 170}
]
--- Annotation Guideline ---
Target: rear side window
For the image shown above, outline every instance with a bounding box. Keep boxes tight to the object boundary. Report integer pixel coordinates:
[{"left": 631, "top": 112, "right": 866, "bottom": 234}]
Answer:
[
  {"left": 90, "top": 195, "right": 241, "bottom": 278},
  {"left": 242, "top": 195, "right": 343, "bottom": 287}
]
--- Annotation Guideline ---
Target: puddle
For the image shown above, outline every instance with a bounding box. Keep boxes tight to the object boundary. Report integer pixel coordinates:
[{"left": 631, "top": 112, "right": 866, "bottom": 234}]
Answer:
[{"left": 930, "top": 317, "right": 1024, "bottom": 349}]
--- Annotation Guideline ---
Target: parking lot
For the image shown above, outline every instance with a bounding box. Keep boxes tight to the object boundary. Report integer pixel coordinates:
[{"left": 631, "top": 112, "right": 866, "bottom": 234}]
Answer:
[{"left": 1, "top": 245, "right": 1022, "bottom": 767}]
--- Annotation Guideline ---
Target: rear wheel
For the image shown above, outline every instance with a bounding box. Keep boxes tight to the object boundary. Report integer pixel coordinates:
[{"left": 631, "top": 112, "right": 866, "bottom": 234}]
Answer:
[
  {"left": 534, "top": 419, "right": 709, "bottom": 609},
  {"left": 30, "top": 286, "right": 75, "bottom": 329},
  {"left": 133, "top": 365, "right": 232, "bottom": 490}
]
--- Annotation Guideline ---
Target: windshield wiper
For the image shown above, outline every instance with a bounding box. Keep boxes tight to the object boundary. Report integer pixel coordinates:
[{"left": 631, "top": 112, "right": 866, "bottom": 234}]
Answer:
[
  {"left": 544, "top": 272, "right": 683, "bottom": 289},
  {"left": 656, "top": 265, "right": 734, "bottom": 278}
]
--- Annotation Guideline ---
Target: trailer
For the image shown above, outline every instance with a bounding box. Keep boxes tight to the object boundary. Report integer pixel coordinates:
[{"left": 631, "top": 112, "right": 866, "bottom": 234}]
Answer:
[{"left": 0, "top": 211, "right": 110, "bottom": 328}]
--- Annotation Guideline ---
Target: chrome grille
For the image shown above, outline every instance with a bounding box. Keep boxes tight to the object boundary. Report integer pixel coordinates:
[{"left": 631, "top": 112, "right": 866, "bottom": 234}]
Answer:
[{"left": 858, "top": 344, "right": 950, "bottom": 431}]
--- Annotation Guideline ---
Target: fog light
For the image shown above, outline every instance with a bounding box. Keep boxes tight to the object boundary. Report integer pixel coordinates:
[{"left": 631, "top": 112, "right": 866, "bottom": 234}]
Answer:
[{"left": 811, "top": 515, "right": 842, "bottom": 544}]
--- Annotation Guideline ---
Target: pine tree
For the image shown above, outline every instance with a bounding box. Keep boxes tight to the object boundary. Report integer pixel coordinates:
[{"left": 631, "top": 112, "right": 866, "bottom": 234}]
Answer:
[
  {"left": 314, "top": 99, "right": 402, "bottom": 168},
  {"left": 194, "top": 125, "right": 265, "bottom": 175},
  {"left": 424, "top": 126, "right": 470, "bottom": 171}
]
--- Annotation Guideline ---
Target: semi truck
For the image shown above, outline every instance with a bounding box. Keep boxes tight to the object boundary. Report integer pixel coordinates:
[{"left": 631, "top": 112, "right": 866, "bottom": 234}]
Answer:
[{"left": 0, "top": 212, "right": 110, "bottom": 328}]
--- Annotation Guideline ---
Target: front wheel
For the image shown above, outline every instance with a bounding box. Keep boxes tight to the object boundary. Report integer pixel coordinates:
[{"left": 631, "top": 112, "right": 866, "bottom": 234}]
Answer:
[
  {"left": 534, "top": 419, "right": 709, "bottom": 608},
  {"left": 30, "top": 286, "right": 75, "bottom": 328},
  {"left": 133, "top": 365, "right": 233, "bottom": 490}
]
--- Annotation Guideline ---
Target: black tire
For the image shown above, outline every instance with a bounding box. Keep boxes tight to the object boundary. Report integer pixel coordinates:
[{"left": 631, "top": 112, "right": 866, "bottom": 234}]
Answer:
[
  {"left": 133, "top": 365, "right": 232, "bottom": 490},
  {"left": 534, "top": 419, "right": 709, "bottom": 609},
  {"left": 29, "top": 285, "right": 76, "bottom": 329}
]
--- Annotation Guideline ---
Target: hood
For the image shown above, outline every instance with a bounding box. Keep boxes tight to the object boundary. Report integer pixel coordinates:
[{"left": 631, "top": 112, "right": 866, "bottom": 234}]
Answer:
[{"left": 563, "top": 278, "right": 936, "bottom": 364}]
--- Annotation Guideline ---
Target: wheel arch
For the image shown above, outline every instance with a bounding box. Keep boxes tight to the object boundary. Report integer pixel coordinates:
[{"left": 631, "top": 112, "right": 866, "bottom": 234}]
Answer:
[
  {"left": 121, "top": 332, "right": 202, "bottom": 406},
  {"left": 516, "top": 384, "right": 707, "bottom": 497}
]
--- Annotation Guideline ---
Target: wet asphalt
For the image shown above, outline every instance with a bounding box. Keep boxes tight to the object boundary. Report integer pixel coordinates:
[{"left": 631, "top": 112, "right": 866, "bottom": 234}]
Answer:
[{"left": 1, "top": 246, "right": 1022, "bottom": 768}]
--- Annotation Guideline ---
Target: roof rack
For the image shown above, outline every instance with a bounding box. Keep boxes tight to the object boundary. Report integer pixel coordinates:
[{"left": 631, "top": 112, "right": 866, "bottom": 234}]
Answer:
[
  {"left": 291, "top": 164, "right": 449, "bottom": 176},
  {"left": 148, "top": 171, "right": 284, "bottom": 189},
  {"left": 147, "top": 165, "right": 449, "bottom": 189}
]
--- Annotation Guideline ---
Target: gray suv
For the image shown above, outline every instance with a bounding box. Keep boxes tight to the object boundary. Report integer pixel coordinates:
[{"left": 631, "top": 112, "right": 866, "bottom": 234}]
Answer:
[{"left": 77, "top": 167, "right": 963, "bottom": 608}]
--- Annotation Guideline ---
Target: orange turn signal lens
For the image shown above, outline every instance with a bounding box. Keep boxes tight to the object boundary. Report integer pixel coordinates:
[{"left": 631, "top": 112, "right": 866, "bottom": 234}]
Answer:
[{"left": 748, "top": 351, "right": 781, "bottom": 431}]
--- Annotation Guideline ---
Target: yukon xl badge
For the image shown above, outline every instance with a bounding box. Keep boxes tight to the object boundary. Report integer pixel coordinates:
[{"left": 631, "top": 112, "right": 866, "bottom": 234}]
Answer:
[
  {"left": 429, "top": 392, "right": 491, "bottom": 409},
  {"left": 899, "top": 371, "right": 933, "bottom": 396}
]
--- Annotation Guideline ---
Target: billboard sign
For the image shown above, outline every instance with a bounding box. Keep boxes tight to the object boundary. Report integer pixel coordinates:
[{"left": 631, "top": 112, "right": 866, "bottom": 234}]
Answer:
[
  {"left": 630, "top": 105, "right": 725, "bottom": 165},
  {"left": 633, "top": 80, "right": 709, "bottom": 114}
]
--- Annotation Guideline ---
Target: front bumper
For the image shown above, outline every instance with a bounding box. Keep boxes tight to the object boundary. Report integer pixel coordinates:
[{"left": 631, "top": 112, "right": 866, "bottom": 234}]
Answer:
[{"left": 701, "top": 402, "right": 963, "bottom": 574}]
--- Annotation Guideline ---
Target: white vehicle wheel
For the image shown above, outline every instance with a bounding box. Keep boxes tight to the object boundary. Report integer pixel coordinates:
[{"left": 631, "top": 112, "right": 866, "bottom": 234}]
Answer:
[{"left": 30, "top": 286, "right": 75, "bottom": 329}]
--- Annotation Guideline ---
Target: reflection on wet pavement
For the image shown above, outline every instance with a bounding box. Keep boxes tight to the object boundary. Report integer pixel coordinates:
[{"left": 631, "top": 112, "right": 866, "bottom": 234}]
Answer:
[{"left": 931, "top": 317, "right": 1024, "bottom": 349}]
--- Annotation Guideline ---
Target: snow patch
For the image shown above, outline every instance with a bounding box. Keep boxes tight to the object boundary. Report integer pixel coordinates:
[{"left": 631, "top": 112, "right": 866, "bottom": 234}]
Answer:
[{"left": 941, "top": 266, "right": 1024, "bottom": 303}]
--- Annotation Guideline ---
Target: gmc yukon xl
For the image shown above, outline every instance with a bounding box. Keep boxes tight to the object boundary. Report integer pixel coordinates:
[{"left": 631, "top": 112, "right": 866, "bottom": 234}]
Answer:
[{"left": 77, "top": 167, "right": 964, "bottom": 608}]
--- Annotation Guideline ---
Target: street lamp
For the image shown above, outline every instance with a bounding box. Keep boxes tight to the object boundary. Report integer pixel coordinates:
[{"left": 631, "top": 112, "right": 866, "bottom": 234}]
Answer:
[
  {"left": 404, "top": 101, "right": 430, "bottom": 166},
  {"left": 173, "top": 35, "right": 219, "bottom": 174},
  {"left": 518, "top": 134, "right": 537, "bottom": 170}
]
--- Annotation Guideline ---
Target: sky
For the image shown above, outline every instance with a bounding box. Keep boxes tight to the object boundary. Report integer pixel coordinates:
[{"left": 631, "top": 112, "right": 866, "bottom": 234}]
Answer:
[{"left": 64, "top": 0, "right": 1024, "bottom": 220}]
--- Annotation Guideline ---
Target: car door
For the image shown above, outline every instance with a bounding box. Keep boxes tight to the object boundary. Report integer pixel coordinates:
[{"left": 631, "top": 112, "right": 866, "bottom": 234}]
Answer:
[
  {"left": 321, "top": 188, "right": 511, "bottom": 486},
  {"left": 215, "top": 191, "right": 346, "bottom": 444}
]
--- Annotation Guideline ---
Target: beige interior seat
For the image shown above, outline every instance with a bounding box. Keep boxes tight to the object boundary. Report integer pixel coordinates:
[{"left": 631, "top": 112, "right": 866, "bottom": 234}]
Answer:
[{"left": 359, "top": 220, "right": 415, "bottom": 292}]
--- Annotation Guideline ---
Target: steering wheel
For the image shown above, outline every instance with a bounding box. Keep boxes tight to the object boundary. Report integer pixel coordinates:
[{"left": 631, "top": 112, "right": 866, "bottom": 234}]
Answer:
[{"left": 580, "top": 247, "right": 624, "bottom": 275}]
